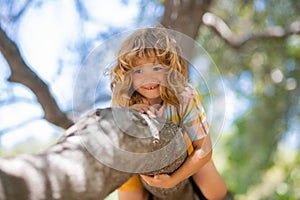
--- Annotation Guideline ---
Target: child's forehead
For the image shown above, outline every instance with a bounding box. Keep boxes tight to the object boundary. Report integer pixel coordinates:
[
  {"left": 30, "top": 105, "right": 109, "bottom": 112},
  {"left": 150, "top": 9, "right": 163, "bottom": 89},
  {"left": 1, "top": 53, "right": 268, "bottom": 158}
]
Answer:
[{"left": 133, "top": 56, "right": 158, "bottom": 66}]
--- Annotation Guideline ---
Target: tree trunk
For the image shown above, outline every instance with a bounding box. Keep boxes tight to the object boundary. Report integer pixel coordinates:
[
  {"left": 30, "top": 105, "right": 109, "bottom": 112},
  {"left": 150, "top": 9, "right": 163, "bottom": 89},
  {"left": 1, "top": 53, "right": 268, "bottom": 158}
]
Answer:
[
  {"left": 0, "top": 108, "right": 193, "bottom": 200},
  {"left": 160, "top": 0, "right": 212, "bottom": 39}
]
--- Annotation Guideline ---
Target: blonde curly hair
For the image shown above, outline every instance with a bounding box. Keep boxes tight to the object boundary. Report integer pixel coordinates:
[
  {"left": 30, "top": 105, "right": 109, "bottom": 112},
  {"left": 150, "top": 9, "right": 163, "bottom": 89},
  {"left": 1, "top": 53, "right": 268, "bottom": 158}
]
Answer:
[{"left": 110, "top": 28, "right": 188, "bottom": 107}]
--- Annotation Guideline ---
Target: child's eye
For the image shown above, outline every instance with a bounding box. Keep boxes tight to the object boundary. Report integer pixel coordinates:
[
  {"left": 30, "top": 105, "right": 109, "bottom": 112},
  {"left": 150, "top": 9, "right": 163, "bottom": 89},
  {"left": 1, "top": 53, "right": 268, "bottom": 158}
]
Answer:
[
  {"left": 133, "top": 69, "right": 142, "bottom": 74},
  {"left": 153, "top": 65, "right": 164, "bottom": 71}
]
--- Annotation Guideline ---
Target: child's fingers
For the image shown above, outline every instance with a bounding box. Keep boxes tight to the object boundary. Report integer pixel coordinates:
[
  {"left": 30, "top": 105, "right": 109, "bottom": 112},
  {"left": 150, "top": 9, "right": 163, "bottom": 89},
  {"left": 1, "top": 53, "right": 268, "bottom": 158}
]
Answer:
[
  {"left": 130, "top": 104, "right": 148, "bottom": 113},
  {"left": 148, "top": 106, "right": 160, "bottom": 118},
  {"left": 152, "top": 104, "right": 162, "bottom": 110},
  {"left": 130, "top": 104, "right": 159, "bottom": 117},
  {"left": 146, "top": 110, "right": 156, "bottom": 118},
  {"left": 148, "top": 106, "right": 157, "bottom": 113}
]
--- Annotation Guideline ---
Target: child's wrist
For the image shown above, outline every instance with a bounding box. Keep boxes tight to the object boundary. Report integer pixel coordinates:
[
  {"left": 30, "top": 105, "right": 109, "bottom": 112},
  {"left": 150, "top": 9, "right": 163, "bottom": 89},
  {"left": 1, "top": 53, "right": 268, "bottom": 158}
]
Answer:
[{"left": 170, "top": 173, "right": 183, "bottom": 186}]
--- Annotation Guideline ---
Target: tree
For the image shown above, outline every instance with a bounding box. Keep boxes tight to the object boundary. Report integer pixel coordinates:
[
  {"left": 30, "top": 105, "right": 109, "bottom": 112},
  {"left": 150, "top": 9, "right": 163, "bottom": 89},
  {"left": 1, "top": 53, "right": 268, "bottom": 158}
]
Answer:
[{"left": 1, "top": 0, "right": 300, "bottom": 199}]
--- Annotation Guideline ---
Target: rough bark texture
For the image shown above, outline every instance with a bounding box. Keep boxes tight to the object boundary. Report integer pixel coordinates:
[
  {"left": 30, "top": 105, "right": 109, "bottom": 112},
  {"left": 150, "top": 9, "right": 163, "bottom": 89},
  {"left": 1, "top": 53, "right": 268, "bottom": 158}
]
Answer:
[{"left": 0, "top": 108, "right": 193, "bottom": 200}]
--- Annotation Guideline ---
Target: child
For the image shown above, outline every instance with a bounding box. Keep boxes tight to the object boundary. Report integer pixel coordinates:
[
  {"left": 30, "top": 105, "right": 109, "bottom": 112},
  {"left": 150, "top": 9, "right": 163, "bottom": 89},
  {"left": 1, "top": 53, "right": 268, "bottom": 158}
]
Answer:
[{"left": 110, "top": 28, "right": 227, "bottom": 200}]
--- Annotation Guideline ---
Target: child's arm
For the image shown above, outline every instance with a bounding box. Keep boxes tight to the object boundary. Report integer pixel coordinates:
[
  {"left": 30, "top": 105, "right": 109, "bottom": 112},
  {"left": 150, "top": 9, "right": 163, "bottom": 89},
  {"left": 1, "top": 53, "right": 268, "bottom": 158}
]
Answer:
[{"left": 140, "top": 134, "right": 212, "bottom": 188}]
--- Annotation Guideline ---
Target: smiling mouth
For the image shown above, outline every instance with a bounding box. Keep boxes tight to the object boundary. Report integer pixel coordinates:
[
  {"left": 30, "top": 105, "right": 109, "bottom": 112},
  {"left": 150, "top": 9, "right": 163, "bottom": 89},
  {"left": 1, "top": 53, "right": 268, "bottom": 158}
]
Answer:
[{"left": 143, "top": 84, "right": 159, "bottom": 90}]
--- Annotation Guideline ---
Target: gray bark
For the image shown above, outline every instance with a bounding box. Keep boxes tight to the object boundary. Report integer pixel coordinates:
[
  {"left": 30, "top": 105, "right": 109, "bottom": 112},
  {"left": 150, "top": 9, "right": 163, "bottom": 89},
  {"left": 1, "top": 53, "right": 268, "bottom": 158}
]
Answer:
[
  {"left": 0, "top": 107, "right": 195, "bottom": 200},
  {"left": 160, "top": 0, "right": 212, "bottom": 39}
]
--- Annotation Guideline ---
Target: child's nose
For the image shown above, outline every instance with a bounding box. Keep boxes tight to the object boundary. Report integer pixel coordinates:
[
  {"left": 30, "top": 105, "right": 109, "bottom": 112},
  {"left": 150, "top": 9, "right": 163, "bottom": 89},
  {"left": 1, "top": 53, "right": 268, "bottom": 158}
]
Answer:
[
  {"left": 143, "top": 70, "right": 155, "bottom": 78},
  {"left": 144, "top": 72, "right": 158, "bottom": 82}
]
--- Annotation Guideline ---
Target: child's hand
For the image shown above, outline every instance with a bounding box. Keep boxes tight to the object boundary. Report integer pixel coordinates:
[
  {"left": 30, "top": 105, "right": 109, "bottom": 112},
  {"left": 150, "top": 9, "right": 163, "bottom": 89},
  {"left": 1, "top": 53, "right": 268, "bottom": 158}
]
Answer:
[
  {"left": 140, "top": 174, "right": 178, "bottom": 188},
  {"left": 130, "top": 104, "right": 160, "bottom": 118}
]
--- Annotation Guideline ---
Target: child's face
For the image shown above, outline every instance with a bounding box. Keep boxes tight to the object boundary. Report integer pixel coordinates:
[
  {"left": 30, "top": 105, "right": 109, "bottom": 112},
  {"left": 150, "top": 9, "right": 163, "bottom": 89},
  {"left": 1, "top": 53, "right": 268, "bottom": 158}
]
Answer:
[{"left": 131, "top": 57, "right": 166, "bottom": 104}]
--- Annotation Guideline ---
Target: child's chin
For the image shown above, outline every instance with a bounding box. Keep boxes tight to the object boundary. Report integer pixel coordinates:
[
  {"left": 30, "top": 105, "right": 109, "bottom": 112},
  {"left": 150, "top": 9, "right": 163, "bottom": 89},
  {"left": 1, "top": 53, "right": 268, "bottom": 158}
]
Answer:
[{"left": 145, "top": 94, "right": 160, "bottom": 99}]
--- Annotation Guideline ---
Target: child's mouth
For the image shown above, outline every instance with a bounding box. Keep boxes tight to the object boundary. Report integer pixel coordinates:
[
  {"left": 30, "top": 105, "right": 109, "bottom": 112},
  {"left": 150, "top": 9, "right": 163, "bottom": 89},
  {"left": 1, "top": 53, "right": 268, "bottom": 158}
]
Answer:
[{"left": 143, "top": 84, "right": 159, "bottom": 90}]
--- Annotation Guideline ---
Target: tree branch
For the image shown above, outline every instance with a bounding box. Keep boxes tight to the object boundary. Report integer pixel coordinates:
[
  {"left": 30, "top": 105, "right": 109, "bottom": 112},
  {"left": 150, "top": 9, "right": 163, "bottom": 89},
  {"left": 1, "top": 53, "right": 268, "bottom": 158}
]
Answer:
[
  {"left": 0, "top": 27, "right": 73, "bottom": 129},
  {"left": 0, "top": 108, "right": 193, "bottom": 200},
  {"left": 202, "top": 12, "right": 300, "bottom": 48}
]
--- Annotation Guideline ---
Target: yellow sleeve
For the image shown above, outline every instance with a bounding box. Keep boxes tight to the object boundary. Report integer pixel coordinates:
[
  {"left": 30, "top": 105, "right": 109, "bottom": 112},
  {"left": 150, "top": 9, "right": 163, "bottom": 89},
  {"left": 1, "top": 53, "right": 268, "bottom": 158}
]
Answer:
[
  {"left": 118, "top": 175, "right": 144, "bottom": 192},
  {"left": 183, "top": 132, "right": 194, "bottom": 156}
]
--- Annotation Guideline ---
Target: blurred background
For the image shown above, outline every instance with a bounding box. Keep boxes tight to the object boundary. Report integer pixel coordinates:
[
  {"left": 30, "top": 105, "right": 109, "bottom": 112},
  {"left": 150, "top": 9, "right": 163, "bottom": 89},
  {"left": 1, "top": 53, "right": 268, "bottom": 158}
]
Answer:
[{"left": 0, "top": 0, "right": 299, "bottom": 199}]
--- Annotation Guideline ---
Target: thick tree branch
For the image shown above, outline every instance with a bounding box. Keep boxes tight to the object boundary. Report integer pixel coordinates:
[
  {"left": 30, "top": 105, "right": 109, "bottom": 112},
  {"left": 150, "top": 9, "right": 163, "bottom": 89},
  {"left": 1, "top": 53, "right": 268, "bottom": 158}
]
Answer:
[
  {"left": 0, "top": 108, "right": 193, "bottom": 200},
  {"left": 0, "top": 27, "right": 73, "bottom": 129},
  {"left": 202, "top": 12, "right": 300, "bottom": 48}
]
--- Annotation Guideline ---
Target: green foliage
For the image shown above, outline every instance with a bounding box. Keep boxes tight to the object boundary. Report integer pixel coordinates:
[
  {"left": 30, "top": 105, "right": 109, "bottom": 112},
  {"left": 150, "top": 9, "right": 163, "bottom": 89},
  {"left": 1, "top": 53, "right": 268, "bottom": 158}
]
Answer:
[{"left": 199, "top": 0, "right": 300, "bottom": 198}]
